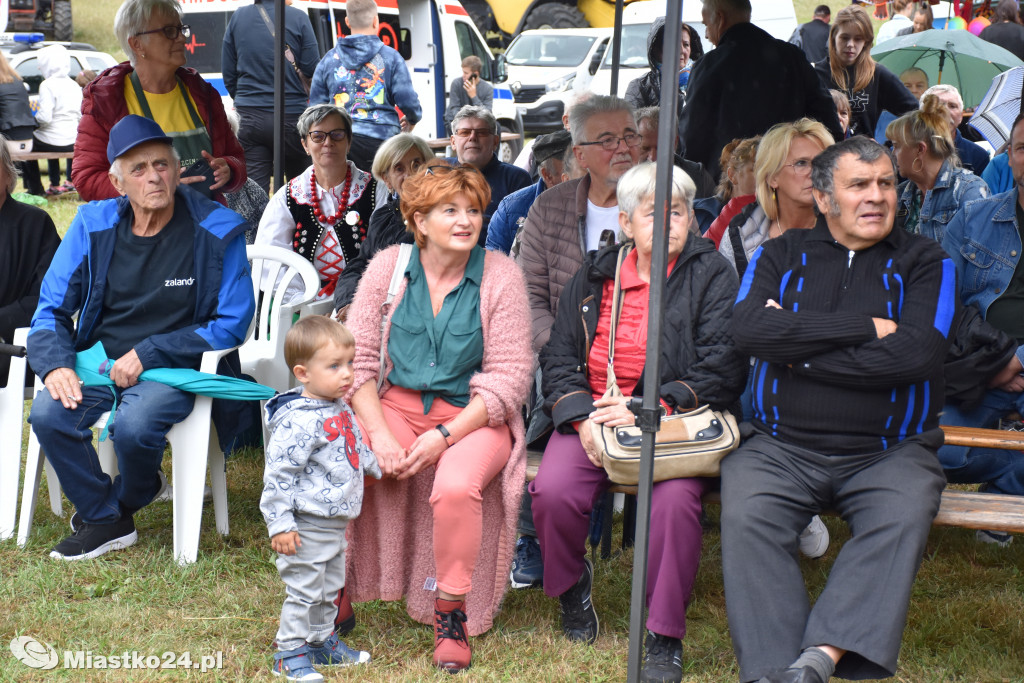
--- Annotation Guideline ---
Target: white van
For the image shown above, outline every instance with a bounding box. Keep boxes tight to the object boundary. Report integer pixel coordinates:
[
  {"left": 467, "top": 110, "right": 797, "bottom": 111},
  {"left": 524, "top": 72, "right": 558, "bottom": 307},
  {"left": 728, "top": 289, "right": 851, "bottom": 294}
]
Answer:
[
  {"left": 585, "top": 0, "right": 798, "bottom": 99},
  {"left": 181, "top": 0, "right": 524, "bottom": 160},
  {"left": 504, "top": 27, "right": 611, "bottom": 133}
]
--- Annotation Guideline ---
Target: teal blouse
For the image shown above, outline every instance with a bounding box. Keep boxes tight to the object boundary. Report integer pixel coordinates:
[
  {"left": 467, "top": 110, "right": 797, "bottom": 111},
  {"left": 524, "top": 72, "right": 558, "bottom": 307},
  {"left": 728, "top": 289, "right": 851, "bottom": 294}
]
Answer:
[{"left": 387, "top": 245, "right": 485, "bottom": 414}]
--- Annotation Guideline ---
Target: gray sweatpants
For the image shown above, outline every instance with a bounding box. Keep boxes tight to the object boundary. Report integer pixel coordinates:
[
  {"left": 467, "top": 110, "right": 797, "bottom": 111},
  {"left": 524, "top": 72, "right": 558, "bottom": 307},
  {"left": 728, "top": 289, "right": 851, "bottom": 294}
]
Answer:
[
  {"left": 275, "top": 513, "right": 349, "bottom": 651},
  {"left": 720, "top": 430, "right": 945, "bottom": 682}
]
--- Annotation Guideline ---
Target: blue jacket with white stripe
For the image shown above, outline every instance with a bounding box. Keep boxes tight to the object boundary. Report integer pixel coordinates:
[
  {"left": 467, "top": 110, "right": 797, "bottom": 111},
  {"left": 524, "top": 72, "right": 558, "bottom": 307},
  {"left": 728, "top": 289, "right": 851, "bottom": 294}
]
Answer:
[{"left": 28, "top": 186, "right": 254, "bottom": 381}]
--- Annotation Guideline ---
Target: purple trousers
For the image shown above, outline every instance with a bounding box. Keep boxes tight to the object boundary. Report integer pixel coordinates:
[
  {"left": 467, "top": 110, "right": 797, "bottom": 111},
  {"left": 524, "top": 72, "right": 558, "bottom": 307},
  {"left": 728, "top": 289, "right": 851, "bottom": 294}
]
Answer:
[{"left": 529, "top": 428, "right": 708, "bottom": 639}]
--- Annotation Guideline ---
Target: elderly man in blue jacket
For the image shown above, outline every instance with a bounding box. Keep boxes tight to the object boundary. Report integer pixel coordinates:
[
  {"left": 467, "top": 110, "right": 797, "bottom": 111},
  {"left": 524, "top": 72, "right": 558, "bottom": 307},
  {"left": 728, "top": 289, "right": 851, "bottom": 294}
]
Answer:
[{"left": 28, "top": 116, "right": 255, "bottom": 562}]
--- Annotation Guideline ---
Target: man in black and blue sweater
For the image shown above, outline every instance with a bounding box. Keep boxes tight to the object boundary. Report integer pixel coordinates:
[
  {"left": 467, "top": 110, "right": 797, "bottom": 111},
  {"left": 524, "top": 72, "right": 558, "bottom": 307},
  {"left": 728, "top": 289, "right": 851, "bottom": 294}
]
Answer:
[{"left": 721, "top": 137, "right": 957, "bottom": 683}]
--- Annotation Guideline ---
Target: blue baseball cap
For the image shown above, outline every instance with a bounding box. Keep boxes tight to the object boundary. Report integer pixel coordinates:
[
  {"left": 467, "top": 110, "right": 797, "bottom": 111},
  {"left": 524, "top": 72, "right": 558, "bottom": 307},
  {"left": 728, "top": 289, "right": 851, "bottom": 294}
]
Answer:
[{"left": 106, "top": 115, "right": 173, "bottom": 164}]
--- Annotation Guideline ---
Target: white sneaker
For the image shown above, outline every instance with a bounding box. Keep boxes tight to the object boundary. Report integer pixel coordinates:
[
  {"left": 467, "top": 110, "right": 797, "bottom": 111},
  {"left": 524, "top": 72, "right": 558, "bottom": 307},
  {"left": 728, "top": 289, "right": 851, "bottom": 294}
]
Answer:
[
  {"left": 976, "top": 529, "right": 1013, "bottom": 547},
  {"left": 153, "top": 471, "right": 212, "bottom": 503},
  {"left": 799, "top": 515, "right": 830, "bottom": 558}
]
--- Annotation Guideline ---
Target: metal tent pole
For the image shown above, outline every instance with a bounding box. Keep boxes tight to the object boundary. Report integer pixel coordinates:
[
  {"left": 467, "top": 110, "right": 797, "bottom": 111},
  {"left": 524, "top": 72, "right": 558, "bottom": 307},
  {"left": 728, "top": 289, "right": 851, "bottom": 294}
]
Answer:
[
  {"left": 625, "top": 0, "right": 683, "bottom": 680},
  {"left": 273, "top": 0, "right": 286, "bottom": 191},
  {"left": 610, "top": 0, "right": 624, "bottom": 95}
]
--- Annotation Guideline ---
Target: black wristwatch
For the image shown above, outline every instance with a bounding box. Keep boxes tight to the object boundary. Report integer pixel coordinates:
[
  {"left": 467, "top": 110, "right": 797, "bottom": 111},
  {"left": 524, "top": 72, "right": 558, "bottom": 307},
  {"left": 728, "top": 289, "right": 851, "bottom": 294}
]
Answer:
[{"left": 435, "top": 424, "right": 453, "bottom": 446}]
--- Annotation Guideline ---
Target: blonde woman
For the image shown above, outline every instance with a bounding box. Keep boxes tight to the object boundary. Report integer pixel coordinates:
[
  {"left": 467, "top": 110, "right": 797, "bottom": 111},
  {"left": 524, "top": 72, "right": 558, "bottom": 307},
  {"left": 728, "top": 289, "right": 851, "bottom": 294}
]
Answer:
[
  {"left": 0, "top": 52, "right": 36, "bottom": 154},
  {"left": 814, "top": 4, "right": 918, "bottom": 137},
  {"left": 719, "top": 118, "right": 835, "bottom": 277},
  {"left": 887, "top": 94, "right": 988, "bottom": 243}
]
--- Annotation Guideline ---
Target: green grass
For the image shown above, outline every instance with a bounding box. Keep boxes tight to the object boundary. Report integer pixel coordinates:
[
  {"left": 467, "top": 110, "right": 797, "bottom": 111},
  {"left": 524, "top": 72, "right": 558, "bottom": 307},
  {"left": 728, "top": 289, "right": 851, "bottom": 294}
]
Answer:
[{"left": 3, "top": 438, "right": 1024, "bottom": 682}]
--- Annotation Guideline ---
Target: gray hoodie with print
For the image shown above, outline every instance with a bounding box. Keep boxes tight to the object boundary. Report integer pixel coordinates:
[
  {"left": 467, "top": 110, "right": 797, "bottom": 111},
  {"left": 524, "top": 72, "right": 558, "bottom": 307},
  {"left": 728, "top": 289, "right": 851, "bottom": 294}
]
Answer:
[{"left": 260, "top": 387, "right": 382, "bottom": 538}]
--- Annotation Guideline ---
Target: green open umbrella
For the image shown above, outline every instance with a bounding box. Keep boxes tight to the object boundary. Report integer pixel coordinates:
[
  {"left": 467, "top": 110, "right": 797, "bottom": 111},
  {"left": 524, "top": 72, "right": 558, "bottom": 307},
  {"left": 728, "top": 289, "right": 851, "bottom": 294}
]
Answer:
[
  {"left": 871, "top": 28, "right": 1023, "bottom": 109},
  {"left": 75, "top": 341, "right": 275, "bottom": 439}
]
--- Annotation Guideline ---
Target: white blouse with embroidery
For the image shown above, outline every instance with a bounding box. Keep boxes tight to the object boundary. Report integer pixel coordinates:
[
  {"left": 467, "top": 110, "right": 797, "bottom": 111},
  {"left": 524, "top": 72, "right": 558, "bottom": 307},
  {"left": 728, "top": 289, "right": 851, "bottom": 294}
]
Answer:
[{"left": 255, "top": 161, "right": 372, "bottom": 304}]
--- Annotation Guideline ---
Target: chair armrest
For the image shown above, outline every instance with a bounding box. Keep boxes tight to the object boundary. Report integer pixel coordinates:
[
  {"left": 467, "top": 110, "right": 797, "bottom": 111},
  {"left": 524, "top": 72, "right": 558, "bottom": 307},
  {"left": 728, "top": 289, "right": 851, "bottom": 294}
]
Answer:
[
  {"left": 198, "top": 346, "right": 240, "bottom": 374},
  {"left": 301, "top": 299, "right": 335, "bottom": 318}
]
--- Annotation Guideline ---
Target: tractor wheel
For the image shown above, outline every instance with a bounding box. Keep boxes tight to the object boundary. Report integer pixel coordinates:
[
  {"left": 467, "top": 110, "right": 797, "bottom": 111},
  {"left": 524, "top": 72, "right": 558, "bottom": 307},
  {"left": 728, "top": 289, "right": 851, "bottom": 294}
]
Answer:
[
  {"left": 53, "top": 0, "right": 73, "bottom": 41},
  {"left": 522, "top": 3, "right": 588, "bottom": 31}
]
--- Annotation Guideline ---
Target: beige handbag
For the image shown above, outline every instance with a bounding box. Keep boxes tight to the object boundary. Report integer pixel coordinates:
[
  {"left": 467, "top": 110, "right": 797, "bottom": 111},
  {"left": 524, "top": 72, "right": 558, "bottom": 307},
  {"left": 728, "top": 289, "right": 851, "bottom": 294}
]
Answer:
[{"left": 590, "top": 245, "right": 739, "bottom": 485}]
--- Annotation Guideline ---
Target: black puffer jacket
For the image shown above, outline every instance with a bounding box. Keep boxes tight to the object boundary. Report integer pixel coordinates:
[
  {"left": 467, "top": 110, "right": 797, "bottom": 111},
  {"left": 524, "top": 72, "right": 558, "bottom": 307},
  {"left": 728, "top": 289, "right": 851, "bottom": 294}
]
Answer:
[
  {"left": 624, "top": 19, "right": 704, "bottom": 111},
  {"left": 540, "top": 235, "right": 747, "bottom": 432},
  {"left": 333, "top": 195, "right": 414, "bottom": 310}
]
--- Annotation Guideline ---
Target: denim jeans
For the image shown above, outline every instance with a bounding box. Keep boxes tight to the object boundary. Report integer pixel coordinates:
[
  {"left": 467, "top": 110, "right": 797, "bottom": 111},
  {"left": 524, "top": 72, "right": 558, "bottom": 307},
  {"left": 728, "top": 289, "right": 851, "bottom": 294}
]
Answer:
[
  {"left": 938, "top": 389, "right": 1024, "bottom": 495},
  {"left": 28, "top": 381, "right": 195, "bottom": 524}
]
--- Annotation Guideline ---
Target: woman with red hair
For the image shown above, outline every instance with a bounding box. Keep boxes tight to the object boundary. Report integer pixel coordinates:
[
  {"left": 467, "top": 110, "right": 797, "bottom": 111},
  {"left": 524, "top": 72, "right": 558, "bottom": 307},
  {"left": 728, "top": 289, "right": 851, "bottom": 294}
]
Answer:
[{"left": 344, "top": 162, "right": 532, "bottom": 673}]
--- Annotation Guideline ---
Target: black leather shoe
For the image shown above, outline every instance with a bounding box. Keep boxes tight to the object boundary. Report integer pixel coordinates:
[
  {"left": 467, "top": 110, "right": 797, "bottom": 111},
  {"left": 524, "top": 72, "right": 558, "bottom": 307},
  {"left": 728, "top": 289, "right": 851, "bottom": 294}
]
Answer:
[{"left": 757, "top": 666, "right": 826, "bottom": 683}]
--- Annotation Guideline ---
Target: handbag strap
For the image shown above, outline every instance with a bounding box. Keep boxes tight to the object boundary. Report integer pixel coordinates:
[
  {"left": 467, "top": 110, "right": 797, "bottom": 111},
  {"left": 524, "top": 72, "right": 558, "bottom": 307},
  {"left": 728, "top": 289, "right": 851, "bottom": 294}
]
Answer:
[
  {"left": 604, "top": 244, "right": 631, "bottom": 394},
  {"left": 377, "top": 244, "right": 414, "bottom": 391},
  {"left": 256, "top": 3, "right": 303, "bottom": 72},
  {"left": 255, "top": 2, "right": 276, "bottom": 38}
]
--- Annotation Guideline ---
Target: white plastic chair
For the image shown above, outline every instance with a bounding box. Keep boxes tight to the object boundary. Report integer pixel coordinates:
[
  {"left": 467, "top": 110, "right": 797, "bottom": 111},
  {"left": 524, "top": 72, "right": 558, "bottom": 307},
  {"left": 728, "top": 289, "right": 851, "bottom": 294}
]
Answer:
[
  {"left": 0, "top": 327, "right": 30, "bottom": 540},
  {"left": 17, "top": 347, "right": 234, "bottom": 565},
  {"left": 242, "top": 245, "right": 322, "bottom": 441}
]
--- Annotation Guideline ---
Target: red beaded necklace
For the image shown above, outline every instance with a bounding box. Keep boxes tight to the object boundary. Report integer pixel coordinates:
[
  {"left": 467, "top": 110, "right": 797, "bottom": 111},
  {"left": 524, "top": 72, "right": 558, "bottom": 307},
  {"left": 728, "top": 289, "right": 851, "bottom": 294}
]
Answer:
[{"left": 310, "top": 166, "right": 352, "bottom": 226}]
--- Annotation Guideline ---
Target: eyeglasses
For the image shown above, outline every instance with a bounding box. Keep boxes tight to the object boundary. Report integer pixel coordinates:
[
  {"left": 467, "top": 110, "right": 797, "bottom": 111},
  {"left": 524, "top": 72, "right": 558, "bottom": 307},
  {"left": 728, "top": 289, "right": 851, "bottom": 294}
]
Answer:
[
  {"left": 576, "top": 133, "right": 642, "bottom": 151},
  {"left": 424, "top": 163, "right": 481, "bottom": 177},
  {"left": 783, "top": 159, "right": 813, "bottom": 175},
  {"left": 134, "top": 24, "right": 191, "bottom": 40},
  {"left": 453, "top": 127, "right": 495, "bottom": 138},
  {"left": 306, "top": 129, "right": 348, "bottom": 144}
]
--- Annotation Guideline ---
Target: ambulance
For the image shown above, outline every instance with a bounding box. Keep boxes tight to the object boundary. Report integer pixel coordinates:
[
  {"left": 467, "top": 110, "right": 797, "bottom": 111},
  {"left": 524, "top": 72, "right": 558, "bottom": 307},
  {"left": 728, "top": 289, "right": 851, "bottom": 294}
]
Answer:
[{"left": 179, "top": 0, "right": 524, "bottom": 160}]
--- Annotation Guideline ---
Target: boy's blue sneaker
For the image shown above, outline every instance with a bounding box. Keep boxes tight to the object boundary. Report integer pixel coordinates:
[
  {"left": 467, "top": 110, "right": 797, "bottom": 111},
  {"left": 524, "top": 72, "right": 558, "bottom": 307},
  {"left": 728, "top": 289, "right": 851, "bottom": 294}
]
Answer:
[
  {"left": 308, "top": 633, "right": 370, "bottom": 667},
  {"left": 273, "top": 645, "right": 323, "bottom": 682}
]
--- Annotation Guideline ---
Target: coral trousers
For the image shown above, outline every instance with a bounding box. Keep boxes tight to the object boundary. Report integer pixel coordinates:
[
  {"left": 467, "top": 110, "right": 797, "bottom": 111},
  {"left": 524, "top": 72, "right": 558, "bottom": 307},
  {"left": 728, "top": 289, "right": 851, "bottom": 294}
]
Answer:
[{"left": 377, "top": 387, "right": 512, "bottom": 595}]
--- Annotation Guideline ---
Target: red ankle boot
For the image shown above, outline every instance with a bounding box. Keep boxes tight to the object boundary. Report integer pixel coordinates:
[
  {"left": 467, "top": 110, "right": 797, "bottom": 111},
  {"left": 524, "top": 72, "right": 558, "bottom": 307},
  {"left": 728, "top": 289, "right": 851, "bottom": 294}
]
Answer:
[
  {"left": 333, "top": 587, "right": 355, "bottom": 635},
  {"left": 433, "top": 598, "right": 470, "bottom": 673}
]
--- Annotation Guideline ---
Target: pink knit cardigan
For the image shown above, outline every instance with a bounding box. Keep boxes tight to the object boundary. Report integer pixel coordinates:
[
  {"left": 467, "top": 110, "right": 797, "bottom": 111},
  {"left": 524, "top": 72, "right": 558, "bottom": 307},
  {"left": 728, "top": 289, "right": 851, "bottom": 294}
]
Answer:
[{"left": 344, "top": 245, "right": 533, "bottom": 636}]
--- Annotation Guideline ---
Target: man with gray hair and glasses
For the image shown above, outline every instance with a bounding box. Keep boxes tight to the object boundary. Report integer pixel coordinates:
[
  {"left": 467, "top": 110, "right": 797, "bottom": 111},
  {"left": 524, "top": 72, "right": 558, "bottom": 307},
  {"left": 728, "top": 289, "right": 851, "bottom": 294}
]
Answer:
[
  {"left": 722, "top": 136, "right": 956, "bottom": 683},
  {"left": 448, "top": 104, "right": 531, "bottom": 244}
]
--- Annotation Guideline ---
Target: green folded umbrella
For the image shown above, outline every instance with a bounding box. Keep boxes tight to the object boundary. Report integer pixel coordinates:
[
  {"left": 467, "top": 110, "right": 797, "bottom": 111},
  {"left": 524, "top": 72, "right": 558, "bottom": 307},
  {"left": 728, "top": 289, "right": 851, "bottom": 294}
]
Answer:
[
  {"left": 871, "top": 28, "right": 1024, "bottom": 109},
  {"left": 75, "top": 341, "right": 275, "bottom": 439}
]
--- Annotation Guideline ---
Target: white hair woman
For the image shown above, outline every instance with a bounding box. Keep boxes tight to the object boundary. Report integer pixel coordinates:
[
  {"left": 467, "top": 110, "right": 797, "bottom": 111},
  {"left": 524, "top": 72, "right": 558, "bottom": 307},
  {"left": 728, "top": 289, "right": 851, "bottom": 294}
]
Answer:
[
  {"left": 73, "top": 0, "right": 245, "bottom": 201},
  {"left": 332, "top": 132, "right": 433, "bottom": 314},
  {"left": 531, "top": 162, "right": 747, "bottom": 683}
]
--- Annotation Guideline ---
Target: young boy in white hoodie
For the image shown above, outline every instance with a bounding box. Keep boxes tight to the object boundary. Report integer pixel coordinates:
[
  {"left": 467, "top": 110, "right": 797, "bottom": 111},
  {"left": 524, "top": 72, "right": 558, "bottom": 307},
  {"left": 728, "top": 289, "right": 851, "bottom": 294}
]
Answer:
[
  {"left": 261, "top": 315, "right": 381, "bottom": 682},
  {"left": 22, "top": 44, "right": 81, "bottom": 196}
]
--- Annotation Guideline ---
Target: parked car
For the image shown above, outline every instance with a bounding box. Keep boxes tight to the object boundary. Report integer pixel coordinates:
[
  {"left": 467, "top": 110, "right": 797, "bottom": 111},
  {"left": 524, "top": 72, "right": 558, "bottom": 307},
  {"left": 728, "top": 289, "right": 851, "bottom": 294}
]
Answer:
[
  {"left": 0, "top": 34, "right": 117, "bottom": 113},
  {"left": 505, "top": 27, "right": 611, "bottom": 133}
]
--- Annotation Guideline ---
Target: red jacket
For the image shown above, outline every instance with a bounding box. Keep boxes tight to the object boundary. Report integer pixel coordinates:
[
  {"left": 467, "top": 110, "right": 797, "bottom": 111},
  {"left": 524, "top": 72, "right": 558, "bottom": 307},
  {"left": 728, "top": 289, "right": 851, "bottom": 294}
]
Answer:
[{"left": 73, "top": 63, "right": 246, "bottom": 201}]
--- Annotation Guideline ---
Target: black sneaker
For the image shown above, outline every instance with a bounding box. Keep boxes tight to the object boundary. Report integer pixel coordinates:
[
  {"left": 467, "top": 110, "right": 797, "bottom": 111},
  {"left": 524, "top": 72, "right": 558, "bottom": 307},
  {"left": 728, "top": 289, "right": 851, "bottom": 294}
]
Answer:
[
  {"left": 50, "top": 516, "right": 137, "bottom": 560},
  {"left": 641, "top": 630, "right": 683, "bottom": 683},
  {"left": 558, "top": 558, "right": 598, "bottom": 644},
  {"left": 510, "top": 536, "right": 543, "bottom": 589}
]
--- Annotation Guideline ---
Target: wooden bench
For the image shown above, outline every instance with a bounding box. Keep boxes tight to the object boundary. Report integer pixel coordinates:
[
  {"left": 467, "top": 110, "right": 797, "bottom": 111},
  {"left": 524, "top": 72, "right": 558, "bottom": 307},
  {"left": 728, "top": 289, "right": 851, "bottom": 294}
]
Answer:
[
  {"left": 12, "top": 151, "right": 75, "bottom": 162},
  {"left": 524, "top": 424, "right": 1024, "bottom": 549}
]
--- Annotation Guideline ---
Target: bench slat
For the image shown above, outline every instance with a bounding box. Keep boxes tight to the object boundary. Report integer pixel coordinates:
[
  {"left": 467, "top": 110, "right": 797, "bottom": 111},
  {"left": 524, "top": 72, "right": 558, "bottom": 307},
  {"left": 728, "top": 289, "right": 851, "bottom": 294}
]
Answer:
[
  {"left": 525, "top": 445, "right": 1024, "bottom": 533},
  {"left": 941, "top": 425, "right": 1024, "bottom": 450},
  {"left": 12, "top": 152, "right": 76, "bottom": 161}
]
